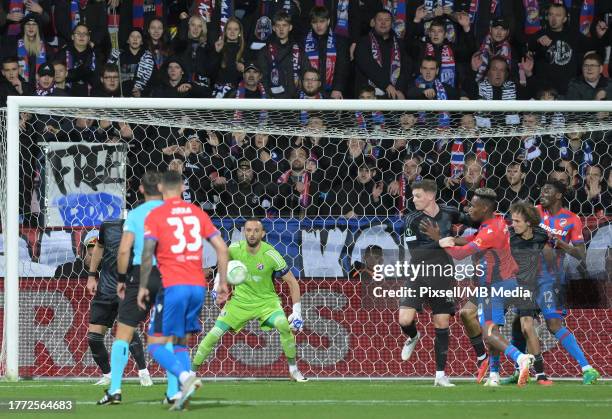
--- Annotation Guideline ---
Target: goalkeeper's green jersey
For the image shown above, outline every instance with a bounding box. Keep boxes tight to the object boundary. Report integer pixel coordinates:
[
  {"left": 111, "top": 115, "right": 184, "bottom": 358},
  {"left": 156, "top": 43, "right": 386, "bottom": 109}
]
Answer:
[{"left": 229, "top": 240, "right": 290, "bottom": 304}]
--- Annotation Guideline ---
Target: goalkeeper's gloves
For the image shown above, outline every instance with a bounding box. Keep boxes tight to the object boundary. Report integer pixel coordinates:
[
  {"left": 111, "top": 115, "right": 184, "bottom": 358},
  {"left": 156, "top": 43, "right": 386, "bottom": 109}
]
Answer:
[
  {"left": 210, "top": 272, "right": 221, "bottom": 301},
  {"left": 288, "top": 302, "right": 304, "bottom": 332}
]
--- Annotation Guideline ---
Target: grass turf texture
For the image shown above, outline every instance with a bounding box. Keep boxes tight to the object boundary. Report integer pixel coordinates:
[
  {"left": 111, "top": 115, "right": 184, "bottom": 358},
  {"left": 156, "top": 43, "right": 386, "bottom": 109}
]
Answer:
[{"left": 0, "top": 380, "right": 609, "bottom": 418}]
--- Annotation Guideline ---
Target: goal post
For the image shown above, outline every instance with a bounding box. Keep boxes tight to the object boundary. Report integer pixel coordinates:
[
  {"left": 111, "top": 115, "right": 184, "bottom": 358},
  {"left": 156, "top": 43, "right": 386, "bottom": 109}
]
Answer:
[{"left": 1, "top": 96, "right": 611, "bottom": 381}]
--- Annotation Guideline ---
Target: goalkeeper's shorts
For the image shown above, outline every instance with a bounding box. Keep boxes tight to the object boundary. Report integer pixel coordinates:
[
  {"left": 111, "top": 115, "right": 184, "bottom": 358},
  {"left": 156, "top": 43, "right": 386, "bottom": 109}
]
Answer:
[{"left": 217, "top": 298, "right": 284, "bottom": 333}]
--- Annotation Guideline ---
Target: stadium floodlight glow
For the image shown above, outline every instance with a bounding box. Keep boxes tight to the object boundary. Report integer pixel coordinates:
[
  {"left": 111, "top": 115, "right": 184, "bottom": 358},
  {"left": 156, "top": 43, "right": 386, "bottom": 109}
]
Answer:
[{"left": 2, "top": 96, "right": 612, "bottom": 382}]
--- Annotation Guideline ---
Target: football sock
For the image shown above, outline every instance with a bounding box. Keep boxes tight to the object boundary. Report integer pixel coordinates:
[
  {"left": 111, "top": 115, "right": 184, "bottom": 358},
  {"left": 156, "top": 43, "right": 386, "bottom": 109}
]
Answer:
[
  {"left": 88, "top": 332, "right": 110, "bottom": 374},
  {"left": 554, "top": 327, "right": 589, "bottom": 368},
  {"left": 401, "top": 322, "right": 418, "bottom": 339},
  {"left": 174, "top": 344, "right": 191, "bottom": 372},
  {"left": 511, "top": 317, "right": 527, "bottom": 354},
  {"left": 192, "top": 325, "right": 226, "bottom": 369},
  {"left": 503, "top": 345, "right": 522, "bottom": 364},
  {"left": 148, "top": 344, "right": 184, "bottom": 378},
  {"left": 273, "top": 315, "right": 297, "bottom": 360},
  {"left": 469, "top": 333, "right": 487, "bottom": 360},
  {"left": 434, "top": 328, "right": 449, "bottom": 372},
  {"left": 129, "top": 332, "right": 147, "bottom": 370},
  {"left": 533, "top": 353, "right": 545, "bottom": 376},
  {"left": 109, "top": 339, "right": 129, "bottom": 395},
  {"left": 490, "top": 355, "right": 500, "bottom": 373},
  {"left": 165, "top": 342, "right": 179, "bottom": 398}
]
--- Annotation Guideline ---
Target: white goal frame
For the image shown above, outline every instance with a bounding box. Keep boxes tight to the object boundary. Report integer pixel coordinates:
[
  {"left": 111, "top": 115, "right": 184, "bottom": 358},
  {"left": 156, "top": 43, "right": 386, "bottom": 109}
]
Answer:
[{"left": 4, "top": 96, "right": 612, "bottom": 381}]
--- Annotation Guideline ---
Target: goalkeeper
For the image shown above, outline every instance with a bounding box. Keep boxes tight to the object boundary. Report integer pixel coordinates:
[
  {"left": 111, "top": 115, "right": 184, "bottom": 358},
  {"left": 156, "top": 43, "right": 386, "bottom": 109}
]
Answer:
[{"left": 192, "top": 218, "right": 307, "bottom": 382}]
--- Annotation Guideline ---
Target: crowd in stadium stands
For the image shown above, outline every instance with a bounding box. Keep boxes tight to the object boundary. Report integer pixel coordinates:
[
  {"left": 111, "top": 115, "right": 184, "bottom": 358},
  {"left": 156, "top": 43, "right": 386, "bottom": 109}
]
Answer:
[{"left": 1, "top": 1, "right": 611, "bottom": 223}]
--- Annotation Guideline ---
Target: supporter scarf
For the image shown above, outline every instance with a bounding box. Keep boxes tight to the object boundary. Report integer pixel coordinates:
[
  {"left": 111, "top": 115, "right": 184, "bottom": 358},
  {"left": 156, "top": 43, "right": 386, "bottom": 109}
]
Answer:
[
  {"left": 382, "top": 0, "right": 407, "bottom": 39},
  {"left": 234, "top": 80, "right": 268, "bottom": 122},
  {"left": 195, "top": 0, "right": 233, "bottom": 32},
  {"left": 355, "top": 111, "right": 385, "bottom": 130},
  {"left": 559, "top": 136, "right": 594, "bottom": 177},
  {"left": 523, "top": 136, "right": 541, "bottom": 160},
  {"left": 70, "top": 0, "right": 81, "bottom": 30},
  {"left": 305, "top": 30, "right": 337, "bottom": 92},
  {"left": 277, "top": 170, "right": 310, "bottom": 207},
  {"left": 35, "top": 82, "right": 55, "bottom": 96},
  {"left": 335, "top": 0, "right": 350, "bottom": 38},
  {"left": 425, "top": 42, "right": 455, "bottom": 87},
  {"left": 478, "top": 80, "right": 516, "bottom": 100},
  {"left": 572, "top": 0, "right": 595, "bottom": 36},
  {"left": 17, "top": 38, "right": 46, "bottom": 82},
  {"left": 423, "top": 1, "right": 457, "bottom": 43},
  {"left": 523, "top": 0, "right": 542, "bottom": 36},
  {"left": 299, "top": 90, "right": 323, "bottom": 125},
  {"left": 133, "top": 0, "right": 163, "bottom": 29},
  {"left": 414, "top": 75, "right": 450, "bottom": 127},
  {"left": 398, "top": 173, "right": 422, "bottom": 213},
  {"left": 370, "top": 32, "right": 401, "bottom": 88},
  {"left": 476, "top": 34, "right": 511, "bottom": 82},
  {"left": 268, "top": 42, "right": 301, "bottom": 90},
  {"left": 450, "top": 139, "right": 488, "bottom": 180},
  {"left": 474, "top": 138, "right": 488, "bottom": 177},
  {"left": 468, "top": 0, "right": 499, "bottom": 24}
]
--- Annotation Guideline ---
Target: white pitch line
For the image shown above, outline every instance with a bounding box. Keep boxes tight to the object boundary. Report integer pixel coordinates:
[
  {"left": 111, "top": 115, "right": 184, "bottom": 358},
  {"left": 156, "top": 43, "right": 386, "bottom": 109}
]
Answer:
[{"left": 50, "top": 399, "right": 612, "bottom": 406}]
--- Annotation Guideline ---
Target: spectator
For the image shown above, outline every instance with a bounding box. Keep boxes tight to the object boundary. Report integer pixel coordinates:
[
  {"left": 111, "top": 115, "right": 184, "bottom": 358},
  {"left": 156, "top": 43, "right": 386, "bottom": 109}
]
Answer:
[
  {"left": 132, "top": 17, "right": 173, "bottom": 97},
  {"left": 229, "top": 61, "right": 266, "bottom": 98},
  {"left": 409, "top": 15, "right": 474, "bottom": 88},
  {"left": 33, "top": 61, "right": 66, "bottom": 96},
  {"left": 576, "top": 164, "right": 610, "bottom": 215},
  {"left": 302, "top": 5, "right": 350, "bottom": 99},
  {"left": 167, "top": 157, "right": 207, "bottom": 206},
  {"left": 2, "top": 0, "right": 50, "bottom": 38},
  {"left": 602, "top": 166, "right": 612, "bottom": 215},
  {"left": 387, "top": 153, "right": 423, "bottom": 215},
  {"left": 54, "top": 229, "right": 98, "bottom": 279},
  {"left": 496, "top": 161, "right": 535, "bottom": 214},
  {"left": 117, "top": 0, "right": 165, "bottom": 46},
  {"left": 52, "top": 0, "right": 110, "bottom": 57},
  {"left": 350, "top": 244, "right": 383, "bottom": 281},
  {"left": 473, "top": 18, "right": 519, "bottom": 83},
  {"left": 150, "top": 57, "right": 208, "bottom": 98},
  {"left": 216, "top": 158, "right": 269, "bottom": 217},
  {"left": 92, "top": 63, "right": 121, "bottom": 97},
  {"left": 528, "top": 2, "right": 608, "bottom": 95},
  {"left": 299, "top": 0, "right": 361, "bottom": 45},
  {"left": 173, "top": 14, "right": 222, "bottom": 97},
  {"left": 354, "top": 9, "right": 409, "bottom": 99},
  {"left": 257, "top": 10, "right": 305, "bottom": 98},
  {"left": 4, "top": 16, "right": 48, "bottom": 88},
  {"left": 464, "top": 54, "right": 533, "bottom": 101},
  {"left": 214, "top": 16, "right": 246, "bottom": 97},
  {"left": 546, "top": 163, "right": 579, "bottom": 211},
  {"left": 406, "top": 56, "right": 466, "bottom": 100},
  {"left": 441, "top": 153, "right": 490, "bottom": 211},
  {"left": 107, "top": 28, "right": 146, "bottom": 95},
  {"left": 249, "top": 133, "right": 282, "bottom": 185},
  {"left": 334, "top": 157, "right": 393, "bottom": 217},
  {"left": 0, "top": 56, "right": 33, "bottom": 106},
  {"left": 55, "top": 23, "right": 99, "bottom": 97},
  {"left": 244, "top": 0, "right": 302, "bottom": 57},
  {"left": 566, "top": 52, "right": 608, "bottom": 100},
  {"left": 298, "top": 67, "right": 325, "bottom": 125},
  {"left": 51, "top": 59, "right": 69, "bottom": 93}
]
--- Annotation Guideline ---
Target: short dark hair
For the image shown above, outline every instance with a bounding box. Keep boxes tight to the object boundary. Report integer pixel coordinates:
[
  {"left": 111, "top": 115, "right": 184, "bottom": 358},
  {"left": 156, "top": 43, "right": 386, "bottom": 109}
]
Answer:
[
  {"left": 421, "top": 56, "right": 439, "bottom": 68},
  {"left": 544, "top": 179, "right": 567, "bottom": 196},
  {"left": 583, "top": 52, "right": 603, "bottom": 66},
  {"left": 162, "top": 170, "right": 183, "bottom": 188},
  {"left": 549, "top": 2, "right": 568, "bottom": 15},
  {"left": 507, "top": 161, "right": 524, "bottom": 172},
  {"left": 429, "top": 17, "right": 447, "bottom": 30},
  {"left": 72, "top": 23, "right": 89, "bottom": 34},
  {"left": 2, "top": 56, "right": 19, "bottom": 67},
  {"left": 364, "top": 244, "right": 383, "bottom": 257},
  {"left": 411, "top": 178, "right": 437, "bottom": 194},
  {"left": 510, "top": 201, "right": 540, "bottom": 227},
  {"left": 302, "top": 67, "right": 320, "bottom": 80},
  {"left": 309, "top": 5, "right": 330, "bottom": 21},
  {"left": 141, "top": 171, "right": 162, "bottom": 196},
  {"left": 273, "top": 10, "right": 292, "bottom": 24},
  {"left": 358, "top": 85, "right": 376, "bottom": 97},
  {"left": 50, "top": 59, "right": 67, "bottom": 68},
  {"left": 102, "top": 63, "right": 120, "bottom": 75},
  {"left": 474, "top": 187, "right": 497, "bottom": 211}
]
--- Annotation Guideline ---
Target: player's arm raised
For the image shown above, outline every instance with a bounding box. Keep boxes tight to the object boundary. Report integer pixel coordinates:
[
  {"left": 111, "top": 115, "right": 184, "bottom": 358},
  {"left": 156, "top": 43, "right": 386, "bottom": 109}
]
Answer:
[
  {"left": 137, "top": 239, "right": 156, "bottom": 310},
  {"left": 116, "top": 231, "right": 135, "bottom": 299},
  {"left": 282, "top": 271, "right": 303, "bottom": 332},
  {"left": 87, "top": 241, "right": 104, "bottom": 296},
  {"left": 208, "top": 234, "right": 229, "bottom": 304}
]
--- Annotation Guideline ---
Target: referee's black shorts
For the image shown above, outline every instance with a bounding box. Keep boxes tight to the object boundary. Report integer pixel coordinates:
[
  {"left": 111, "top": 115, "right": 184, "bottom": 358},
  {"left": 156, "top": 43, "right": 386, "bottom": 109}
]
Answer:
[{"left": 116, "top": 265, "right": 162, "bottom": 327}]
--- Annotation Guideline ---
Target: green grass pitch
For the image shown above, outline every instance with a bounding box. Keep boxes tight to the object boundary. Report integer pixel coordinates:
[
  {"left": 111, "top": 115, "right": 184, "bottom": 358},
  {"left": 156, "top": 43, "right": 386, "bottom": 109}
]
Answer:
[{"left": 0, "top": 380, "right": 609, "bottom": 418}]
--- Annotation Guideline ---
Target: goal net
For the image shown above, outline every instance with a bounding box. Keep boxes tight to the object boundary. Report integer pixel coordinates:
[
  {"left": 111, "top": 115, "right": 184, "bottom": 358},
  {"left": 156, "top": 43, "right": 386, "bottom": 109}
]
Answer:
[{"left": 0, "top": 97, "right": 610, "bottom": 381}]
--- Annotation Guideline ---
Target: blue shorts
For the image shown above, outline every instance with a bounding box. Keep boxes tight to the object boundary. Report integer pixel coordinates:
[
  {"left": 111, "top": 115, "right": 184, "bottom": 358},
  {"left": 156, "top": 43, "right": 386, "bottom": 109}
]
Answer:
[
  {"left": 536, "top": 281, "right": 565, "bottom": 320},
  {"left": 477, "top": 279, "right": 518, "bottom": 327},
  {"left": 149, "top": 285, "right": 207, "bottom": 338}
]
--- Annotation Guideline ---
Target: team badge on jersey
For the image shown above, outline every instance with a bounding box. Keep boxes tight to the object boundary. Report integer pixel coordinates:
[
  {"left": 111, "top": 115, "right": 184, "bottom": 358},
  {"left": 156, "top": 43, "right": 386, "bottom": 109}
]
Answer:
[{"left": 257, "top": 263, "right": 264, "bottom": 270}]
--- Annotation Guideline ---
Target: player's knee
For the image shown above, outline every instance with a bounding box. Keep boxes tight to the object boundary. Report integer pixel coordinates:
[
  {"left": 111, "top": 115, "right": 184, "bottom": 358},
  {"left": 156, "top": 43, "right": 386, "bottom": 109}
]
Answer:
[{"left": 432, "top": 315, "right": 450, "bottom": 329}]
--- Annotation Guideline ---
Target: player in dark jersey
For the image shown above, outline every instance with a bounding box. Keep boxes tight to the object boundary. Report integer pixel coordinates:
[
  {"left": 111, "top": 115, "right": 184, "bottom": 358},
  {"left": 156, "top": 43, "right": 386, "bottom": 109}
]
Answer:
[
  {"left": 138, "top": 170, "right": 229, "bottom": 411},
  {"left": 439, "top": 188, "right": 534, "bottom": 387},
  {"left": 399, "top": 179, "right": 477, "bottom": 387},
  {"left": 97, "top": 172, "right": 165, "bottom": 405},
  {"left": 86, "top": 220, "right": 149, "bottom": 387},
  {"left": 536, "top": 180, "right": 600, "bottom": 384},
  {"left": 502, "top": 201, "right": 554, "bottom": 386}
]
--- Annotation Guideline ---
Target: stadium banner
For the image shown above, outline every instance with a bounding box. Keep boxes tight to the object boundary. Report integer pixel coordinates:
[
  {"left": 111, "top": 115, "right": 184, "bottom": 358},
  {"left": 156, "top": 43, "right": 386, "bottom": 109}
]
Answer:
[
  {"left": 43, "top": 142, "right": 127, "bottom": 227},
  {"left": 0, "top": 279, "right": 609, "bottom": 378},
  {"left": 0, "top": 217, "right": 610, "bottom": 279}
]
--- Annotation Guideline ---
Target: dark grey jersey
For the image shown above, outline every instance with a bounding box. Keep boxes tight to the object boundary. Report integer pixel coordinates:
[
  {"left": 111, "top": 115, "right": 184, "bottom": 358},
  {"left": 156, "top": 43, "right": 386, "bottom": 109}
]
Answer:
[{"left": 97, "top": 219, "right": 125, "bottom": 298}]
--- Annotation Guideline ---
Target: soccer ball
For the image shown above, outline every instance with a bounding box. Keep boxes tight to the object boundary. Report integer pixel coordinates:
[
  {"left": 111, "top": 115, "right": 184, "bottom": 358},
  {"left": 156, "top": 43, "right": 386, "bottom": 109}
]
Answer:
[{"left": 226, "top": 260, "right": 249, "bottom": 285}]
